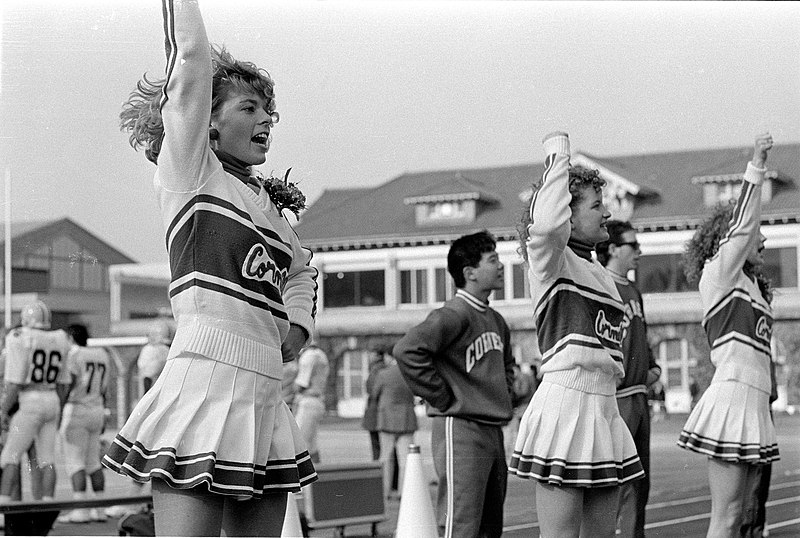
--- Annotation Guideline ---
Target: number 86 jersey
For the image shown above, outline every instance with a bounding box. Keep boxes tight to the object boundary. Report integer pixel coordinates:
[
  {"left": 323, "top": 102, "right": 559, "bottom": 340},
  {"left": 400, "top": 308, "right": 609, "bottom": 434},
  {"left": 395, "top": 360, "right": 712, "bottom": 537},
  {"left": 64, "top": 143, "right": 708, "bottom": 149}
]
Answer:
[{"left": 4, "top": 327, "right": 72, "bottom": 390}]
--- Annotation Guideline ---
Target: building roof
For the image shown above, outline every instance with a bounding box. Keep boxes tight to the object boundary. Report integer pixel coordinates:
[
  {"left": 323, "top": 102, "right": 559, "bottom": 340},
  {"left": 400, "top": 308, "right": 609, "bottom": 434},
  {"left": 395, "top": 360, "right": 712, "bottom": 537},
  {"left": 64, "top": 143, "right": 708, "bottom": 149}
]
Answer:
[
  {"left": 296, "top": 143, "right": 799, "bottom": 251},
  {"left": 0, "top": 217, "right": 135, "bottom": 264}
]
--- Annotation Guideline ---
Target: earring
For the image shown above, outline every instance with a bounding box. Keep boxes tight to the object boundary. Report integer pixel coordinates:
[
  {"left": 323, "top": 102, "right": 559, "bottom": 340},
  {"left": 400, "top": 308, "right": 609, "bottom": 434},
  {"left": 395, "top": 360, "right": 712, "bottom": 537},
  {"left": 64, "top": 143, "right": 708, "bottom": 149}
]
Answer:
[{"left": 209, "top": 128, "right": 219, "bottom": 141}]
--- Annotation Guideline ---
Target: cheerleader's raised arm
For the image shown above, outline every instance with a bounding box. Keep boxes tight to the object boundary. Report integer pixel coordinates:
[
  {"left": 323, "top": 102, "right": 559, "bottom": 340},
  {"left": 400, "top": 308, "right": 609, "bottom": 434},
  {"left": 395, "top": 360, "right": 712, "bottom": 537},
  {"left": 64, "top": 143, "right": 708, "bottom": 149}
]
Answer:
[
  {"left": 702, "top": 133, "right": 773, "bottom": 290},
  {"left": 525, "top": 132, "right": 572, "bottom": 282},
  {"left": 157, "top": 0, "right": 215, "bottom": 192}
]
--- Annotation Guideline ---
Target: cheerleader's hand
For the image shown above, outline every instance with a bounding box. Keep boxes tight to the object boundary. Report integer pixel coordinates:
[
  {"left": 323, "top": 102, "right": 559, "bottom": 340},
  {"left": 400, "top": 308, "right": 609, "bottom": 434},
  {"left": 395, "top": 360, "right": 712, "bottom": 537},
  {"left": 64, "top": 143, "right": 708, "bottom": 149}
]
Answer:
[
  {"left": 542, "top": 131, "right": 569, "bottom": 144},
  {"left": 752, "top": 133, "right": 773, "bottom": 169},
  {"left": 281, "top": 324, "right": 307, "bottom": 363}
]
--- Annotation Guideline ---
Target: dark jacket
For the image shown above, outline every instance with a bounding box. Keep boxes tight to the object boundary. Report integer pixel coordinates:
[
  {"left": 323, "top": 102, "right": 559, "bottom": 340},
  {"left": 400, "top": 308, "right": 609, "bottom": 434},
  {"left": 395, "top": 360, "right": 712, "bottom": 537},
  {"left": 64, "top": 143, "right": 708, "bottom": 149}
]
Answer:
[{"left": 373, "top": 361, "right": 418, "bottom": 434}]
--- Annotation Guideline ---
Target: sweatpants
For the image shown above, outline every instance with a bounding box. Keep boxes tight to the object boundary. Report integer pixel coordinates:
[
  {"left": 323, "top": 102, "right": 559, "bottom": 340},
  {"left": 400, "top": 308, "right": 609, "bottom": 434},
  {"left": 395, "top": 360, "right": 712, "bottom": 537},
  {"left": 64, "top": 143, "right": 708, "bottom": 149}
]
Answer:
[
  {"left": 431, "top": 416, "right": 507, "bottom": 538},
  {"left": 616, "top": 393, "right": 651, "bottom": 538}
]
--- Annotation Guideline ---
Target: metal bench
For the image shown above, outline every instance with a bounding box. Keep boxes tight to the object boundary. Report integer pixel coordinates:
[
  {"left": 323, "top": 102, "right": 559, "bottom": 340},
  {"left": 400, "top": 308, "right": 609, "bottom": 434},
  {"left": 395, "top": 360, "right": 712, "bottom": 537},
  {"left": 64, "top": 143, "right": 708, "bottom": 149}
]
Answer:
[{"left": 0, "top": 494, "right": 152, "bottom": 535}]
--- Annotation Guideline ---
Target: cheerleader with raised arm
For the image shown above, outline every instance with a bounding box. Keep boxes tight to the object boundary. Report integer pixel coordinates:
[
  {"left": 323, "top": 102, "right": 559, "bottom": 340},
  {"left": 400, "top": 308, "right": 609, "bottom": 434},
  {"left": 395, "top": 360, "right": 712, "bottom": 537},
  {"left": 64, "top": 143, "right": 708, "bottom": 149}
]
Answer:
[
  {"left": 678, "top": 133, "right": 778, "bottom": 537},
  {"left": 102, "top": 1, "right": 318, "bottom": 535},
  {"left": 510, "top": 132, "right": 643, "bottom": 538}
]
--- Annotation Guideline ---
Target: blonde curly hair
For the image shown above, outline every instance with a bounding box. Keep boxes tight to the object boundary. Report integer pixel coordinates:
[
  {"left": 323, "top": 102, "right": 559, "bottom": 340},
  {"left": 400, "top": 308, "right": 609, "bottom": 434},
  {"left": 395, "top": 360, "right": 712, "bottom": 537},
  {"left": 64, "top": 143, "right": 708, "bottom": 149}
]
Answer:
[{"left": 119, "top": 45, "right": 276, "bottom": 164}]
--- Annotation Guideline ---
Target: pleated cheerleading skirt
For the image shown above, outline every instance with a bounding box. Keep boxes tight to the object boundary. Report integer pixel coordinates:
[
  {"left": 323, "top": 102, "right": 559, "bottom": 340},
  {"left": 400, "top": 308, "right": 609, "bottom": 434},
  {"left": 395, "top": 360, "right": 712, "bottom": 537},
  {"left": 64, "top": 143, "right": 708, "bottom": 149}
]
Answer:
[
  {"left": 508, "top": 378, "right": 644, "bottom": 487},
  {"left": 678, "top": 380, "right": 779, "bottom": 464},
  {"left": 102, "top": 354, "right": 317, "bottom": 499}
]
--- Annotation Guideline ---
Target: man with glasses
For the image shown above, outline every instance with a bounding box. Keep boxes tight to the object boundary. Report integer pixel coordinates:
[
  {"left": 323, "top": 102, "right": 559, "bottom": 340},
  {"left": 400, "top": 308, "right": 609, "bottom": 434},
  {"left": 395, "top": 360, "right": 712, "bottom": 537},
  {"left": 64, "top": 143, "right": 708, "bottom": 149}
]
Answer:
[{"left": 597, "top": 221, "right": 662, "bottom": 538}]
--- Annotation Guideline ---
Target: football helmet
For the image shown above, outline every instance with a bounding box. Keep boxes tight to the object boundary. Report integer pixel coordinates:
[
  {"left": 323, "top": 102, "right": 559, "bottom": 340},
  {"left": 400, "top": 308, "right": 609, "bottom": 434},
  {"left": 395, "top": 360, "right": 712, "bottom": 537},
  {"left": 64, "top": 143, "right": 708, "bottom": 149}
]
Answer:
[{"left": 20, "top": 300, "right": 51, "bottom": 329}]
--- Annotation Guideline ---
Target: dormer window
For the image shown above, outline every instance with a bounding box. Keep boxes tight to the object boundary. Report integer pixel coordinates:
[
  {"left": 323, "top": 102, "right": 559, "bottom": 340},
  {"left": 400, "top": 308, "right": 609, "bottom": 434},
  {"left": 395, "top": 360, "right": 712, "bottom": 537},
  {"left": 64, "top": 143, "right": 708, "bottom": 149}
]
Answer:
[
  {"left": 404, "top": 174, "right": 498, "bottom": 228},
  {"left": 426, "top": 200, "right": 469, "bottom": 221},
  {"left": 692, "top": 172, "right": 776, "bottom": 208}
]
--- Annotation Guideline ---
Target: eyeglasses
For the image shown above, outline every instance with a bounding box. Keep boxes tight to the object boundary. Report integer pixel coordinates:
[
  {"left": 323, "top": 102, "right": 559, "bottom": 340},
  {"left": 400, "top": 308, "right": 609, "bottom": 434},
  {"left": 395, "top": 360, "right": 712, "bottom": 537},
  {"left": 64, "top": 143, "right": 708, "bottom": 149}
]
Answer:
[{"left": 615, "top": 241, "right": 640, "bottom": 250}]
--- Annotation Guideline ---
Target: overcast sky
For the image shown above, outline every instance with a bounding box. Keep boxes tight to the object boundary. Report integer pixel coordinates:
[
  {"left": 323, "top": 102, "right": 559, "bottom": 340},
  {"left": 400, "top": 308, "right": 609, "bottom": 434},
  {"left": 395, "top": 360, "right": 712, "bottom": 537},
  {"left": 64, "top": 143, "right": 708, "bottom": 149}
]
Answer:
[{"left": 1, "top": 0, "right": 798, "bottom": 264}]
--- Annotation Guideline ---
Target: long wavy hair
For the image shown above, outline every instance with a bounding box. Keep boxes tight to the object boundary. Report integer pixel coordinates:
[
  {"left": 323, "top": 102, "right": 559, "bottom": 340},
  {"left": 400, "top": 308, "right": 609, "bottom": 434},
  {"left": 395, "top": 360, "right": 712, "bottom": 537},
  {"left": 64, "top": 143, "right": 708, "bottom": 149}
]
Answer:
[
  {"left": 517, "top": 166, "right": 605, "bottom": 261},
  {"left": 119, "top": 45, "right": 276, "bottom": 164},
  {"left": 683, "top": 201, "right": 773, "bottom": 303}
]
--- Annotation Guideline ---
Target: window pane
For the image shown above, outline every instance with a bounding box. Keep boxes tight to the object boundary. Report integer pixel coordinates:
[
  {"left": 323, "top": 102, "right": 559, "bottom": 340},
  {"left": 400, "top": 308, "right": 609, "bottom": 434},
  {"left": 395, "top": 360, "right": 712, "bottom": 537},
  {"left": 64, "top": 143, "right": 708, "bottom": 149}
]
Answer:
[
  {"left": 493, "top": 272, "right": 505, "bottom": 301},
  {"left": 666, "top": 366, "right": 683, "bottom": 388},
  {"left": 11, "top": 268, "right": 49, "bottom": 293},
  {"left": 415, "top": 269, "right": 427, "bottom": 303},
  {"left": 512, "top": 264, "right": 529, "bottom": 299},
  {"left": 359, "top": 270, "right": 385, "bottom": 306},
  {"left": 637, "top": 254, "right": 696, "bottom": 293},
  {"left": 323, "top": 271, "right": 356, "bottom": 307},
  {"left": 82, "top": 261, "right": 106, "bottom": 291},
  {"left": 435, "top": 268, "right": 448, "bottom": 302},
  {"left": 324, "top": 270, "right": 386, "bottom": 307},
  {"left": 51, "top": 259, "right": 80, "bottom": 289},
  {"left": 762, "top": 247, "right": 797, "bottom": 288},
  {"left": 400, "top": 270, "right": 412, "bottom": 304}
]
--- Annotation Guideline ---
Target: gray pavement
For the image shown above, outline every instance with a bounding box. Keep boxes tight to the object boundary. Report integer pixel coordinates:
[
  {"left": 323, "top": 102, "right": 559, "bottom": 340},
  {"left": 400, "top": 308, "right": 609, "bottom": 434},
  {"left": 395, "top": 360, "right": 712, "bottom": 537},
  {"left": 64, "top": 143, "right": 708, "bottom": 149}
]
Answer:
[{"left": 30, "top": 412, "right": 800, "bottom": 536}]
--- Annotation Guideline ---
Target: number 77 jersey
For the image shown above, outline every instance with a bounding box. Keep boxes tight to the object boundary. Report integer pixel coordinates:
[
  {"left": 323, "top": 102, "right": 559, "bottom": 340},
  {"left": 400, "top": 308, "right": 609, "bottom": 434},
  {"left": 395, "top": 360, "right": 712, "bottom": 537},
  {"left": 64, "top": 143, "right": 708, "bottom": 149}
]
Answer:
[
  {"left": 5, "top": 327, "right": 73, "bottom": 390},
  {"left": 66, "top": 346, "right": 111, "bottom": 406}
]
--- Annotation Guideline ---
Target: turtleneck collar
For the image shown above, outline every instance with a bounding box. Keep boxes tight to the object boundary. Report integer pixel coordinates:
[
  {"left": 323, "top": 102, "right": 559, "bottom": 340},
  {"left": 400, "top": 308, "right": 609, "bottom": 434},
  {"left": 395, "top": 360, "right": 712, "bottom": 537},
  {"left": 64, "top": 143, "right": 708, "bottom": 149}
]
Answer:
[
  {"left": 567, "top": 237, "right": 594, "bottom": 261},
  {"left": 213, "top": 149, "right": 262, "bottom": 192},
  {"left": 213, "top": 149, "right": 251, "bottom": 181}
]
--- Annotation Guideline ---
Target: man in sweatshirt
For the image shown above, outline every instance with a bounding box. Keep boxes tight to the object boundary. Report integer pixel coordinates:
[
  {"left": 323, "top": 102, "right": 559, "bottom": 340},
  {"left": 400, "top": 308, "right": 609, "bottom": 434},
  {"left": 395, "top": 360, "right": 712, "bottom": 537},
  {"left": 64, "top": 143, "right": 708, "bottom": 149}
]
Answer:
[
  {"left": 597, "top": 220, "right": 662, "bottom": 538},
  {"left": 393, "top": 231, "right": 515, "bottom": 538}
]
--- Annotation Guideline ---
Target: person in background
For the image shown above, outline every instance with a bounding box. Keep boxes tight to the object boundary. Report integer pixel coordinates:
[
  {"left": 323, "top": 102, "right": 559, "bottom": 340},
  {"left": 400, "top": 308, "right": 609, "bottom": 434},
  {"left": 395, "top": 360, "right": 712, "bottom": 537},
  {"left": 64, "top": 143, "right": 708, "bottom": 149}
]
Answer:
[
  {"left": 57, "top": 324, "right": 111, "bottom": 524},
  {"left": 362, "top": 350, "right": 385, "bottom": 462},
  {"left": 136, "top": 321, "right": 170, "bottom": 394},
  {"left": 0, "top": 326, "right": 43, "bottom": 531},
  {"left": 394, "top": 230, "right": 514, "bottom": 538},
  {"left": 0, "top": 301, "right": 72, "bottom": 505},
  {"left": 293, "top": 344, "right": 330, "bottom": 463},
  {"left": 503, "top": 361, "right": 538, "bottom": 462},
  {"left": 282, "top": 360, "right": 299, "bottom": 408},
  {"left": 106, "top": 320, "right": 172, "bottom": 520},
  {"left": 363, "top": 346, "right": 400, "bottom": 493},
  {"left": 689, "top": 377, "right": 701, "bottom": 410},
  {"left": 597, "top": 220, "right": 662, "bottom": 538},
  {"left": 101, "top": 1, "right": 318, "bottom": 535},
  {"left": 648, "top": 380, "right": 667, "bottom": 423},
  {"left": 678, "top": 134, "right": 778, "bottom": 537},
  {"left": 371, "top": 346, "right": 417, "bottom": 500},
  {"left": 510, "top": 132, "right": 643, "bottom": 538},
  {"left": 740, "top": 356, "right": 778, "bottom": 538}
]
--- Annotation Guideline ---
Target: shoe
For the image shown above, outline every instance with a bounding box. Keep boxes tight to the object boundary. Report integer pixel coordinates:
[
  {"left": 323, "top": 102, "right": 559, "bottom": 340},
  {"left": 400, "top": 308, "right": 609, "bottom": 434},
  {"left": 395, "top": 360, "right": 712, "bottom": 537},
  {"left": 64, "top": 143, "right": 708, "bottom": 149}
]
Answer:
[
  {"left": 89, "top": 508, "right": 107, "bottom": 522},
  {"left": 57, "top": 509, "right": 91, "bottom": 523}
]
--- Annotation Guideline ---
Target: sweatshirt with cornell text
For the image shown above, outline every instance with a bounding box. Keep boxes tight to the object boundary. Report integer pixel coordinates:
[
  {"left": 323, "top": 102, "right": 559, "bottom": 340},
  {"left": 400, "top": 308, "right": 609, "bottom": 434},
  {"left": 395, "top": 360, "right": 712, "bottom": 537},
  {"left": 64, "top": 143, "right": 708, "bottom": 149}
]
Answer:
[{"left": 393, "top": 289, "right": 514, "bottom": 426}]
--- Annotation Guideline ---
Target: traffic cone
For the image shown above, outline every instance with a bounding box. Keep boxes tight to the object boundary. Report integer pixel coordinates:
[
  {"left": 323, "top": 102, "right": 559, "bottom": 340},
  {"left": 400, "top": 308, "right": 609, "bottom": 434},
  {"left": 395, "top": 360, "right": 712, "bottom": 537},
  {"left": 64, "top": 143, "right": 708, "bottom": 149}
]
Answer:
[
  {"left": 395, "top": 444, "right": 438, "bottom": 538},
  {"left": 281, "top": 492, "right": 303, "bottom": 538}
]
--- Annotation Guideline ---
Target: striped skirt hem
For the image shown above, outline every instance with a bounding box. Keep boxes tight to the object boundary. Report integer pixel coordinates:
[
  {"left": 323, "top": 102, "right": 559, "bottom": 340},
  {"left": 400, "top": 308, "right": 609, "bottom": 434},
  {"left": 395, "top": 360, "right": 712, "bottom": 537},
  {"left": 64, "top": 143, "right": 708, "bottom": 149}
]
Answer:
[
  {"left": 102, "top": 434, "right": 317, "bottom": 497},
  {"left": 677, "top": 430, "right": 779, "bottom": 464},
  {"left": 508, "top": 452, "right": 644, "bottom": 487}
]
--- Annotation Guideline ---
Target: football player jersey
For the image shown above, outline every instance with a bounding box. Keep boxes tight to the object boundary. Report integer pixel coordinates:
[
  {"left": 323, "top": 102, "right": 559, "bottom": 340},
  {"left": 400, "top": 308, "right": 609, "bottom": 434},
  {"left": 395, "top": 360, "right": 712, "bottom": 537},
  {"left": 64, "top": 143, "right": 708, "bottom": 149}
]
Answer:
[
  {"left": 4, "top": 327, "right": 72, "bottom": 389},
  {"left": 66, "top": 346, "right": 111, "bottom": 407}
]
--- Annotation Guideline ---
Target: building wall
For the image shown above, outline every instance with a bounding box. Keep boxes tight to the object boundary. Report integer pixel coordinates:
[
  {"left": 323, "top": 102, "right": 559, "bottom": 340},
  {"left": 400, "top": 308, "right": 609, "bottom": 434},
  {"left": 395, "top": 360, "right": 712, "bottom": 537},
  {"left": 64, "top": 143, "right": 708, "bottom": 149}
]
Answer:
[{"left": 108, "top": 223, "right": 800, "bottom": 417}]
